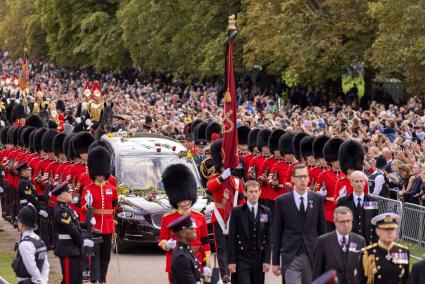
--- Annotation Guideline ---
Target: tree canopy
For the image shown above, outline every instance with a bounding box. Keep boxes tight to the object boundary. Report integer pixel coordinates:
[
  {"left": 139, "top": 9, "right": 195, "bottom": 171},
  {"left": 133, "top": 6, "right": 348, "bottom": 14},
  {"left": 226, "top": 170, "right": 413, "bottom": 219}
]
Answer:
[{"left": 0, "top": 0, "right": 424, "bottom": 96}]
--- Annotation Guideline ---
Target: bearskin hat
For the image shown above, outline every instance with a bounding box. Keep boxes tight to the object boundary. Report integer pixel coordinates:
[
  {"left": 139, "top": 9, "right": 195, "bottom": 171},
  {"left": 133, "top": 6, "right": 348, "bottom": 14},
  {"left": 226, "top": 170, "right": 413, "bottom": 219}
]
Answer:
[
  {"left": 33, "top": 128, "right": 48, "bottom": 153},
  {"left": 25, "top": 115, "right": 44, "bottom": 128},
  {"left": 210, "top": 138, "right": 223, "bottom": 171},
  {"left": 14, "top": 104, "right": 26, "bottom": 119},
  {"left": 292, "top": 133, "right": 308, "bottom": 160},
  {"left": 300, "top": 135, "right": 315, "bottom": 159},
  {"left": 56, "top": 100, "right": 66, "bottom": 113},
  {"left": 53, "top": 132, "right": 67, "bottom": 155},
  {"left": 88, "top": 140, "right": 113, "bottom": 155},
  {"left": 29, "top": 129, "right": 36, "bottom": 152},
  {"left": 257, "top": 129, "right": 271, "bottom": 150},
  {"left": 279, "top": 132, "right": 295, "bottom": 155},
  {"left": 7, "top": 127, "right": 15, "bottom": 145},
  {"left": 12, "top": 126, "right": 21, "bottom": 146},
  {"left": 194, "top": 122, "right": 208, "bottom": 143},
  {"left": 191, "top": 119, "right": 203, "bottom": 140},
  {"left": 72, "top": 132, "right": 94, "bottom": 156},
  {"left": 269, "top": 129, "right": 285, "bottom": 153},
  {"left": 64, "top": 134, "right": 75, "bottom": 160},
  {"left": 237, "top": 126, "right": 250, "bottom": 145},
  {"left": 41, "top": 129, "right": 58, "bottom": 153},
  {"left": 88, "top": 146, "right": 111, "bottom": 180},
  {"left": 22, "top": 127, "right": 35, "bottom": 149},
  {"left": 17, "top": 126, "right": 26, "bottom": 147},
  {"left": 312, "top": 135, "right": 330, "bottom": 159},
  {"left": 323, "top": 138, "right": 344, "bottom": 163},
  {"left": 0, "top": 126, "right": 10, "bottom": 145},
  {"left": 206, "top": 122, "right": 221, "bottom": 143},
  {"left": 338, "top": 139, "right": 365, "bottom": 174},
  {"left": 162, "top": 164, "right": 197, "bottom": 209},
  {"left": 247, "top": 129, "right": 260, "bottom": 152}
]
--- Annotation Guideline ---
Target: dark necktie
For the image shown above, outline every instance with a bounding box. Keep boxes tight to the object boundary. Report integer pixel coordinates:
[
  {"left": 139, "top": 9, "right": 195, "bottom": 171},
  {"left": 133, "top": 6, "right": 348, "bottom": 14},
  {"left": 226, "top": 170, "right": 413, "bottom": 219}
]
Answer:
[
  {"left": 251, "top": 206, "right": 255, "bottom": 220},
  {"left": 357, "top": 198, "right": 362, "bottom": 210},
  {"left": 299, "top": 197, "right": 305, "bottom": 216},
  {"left": 341, "top": 236, "right": 347, "bottom": 251}
]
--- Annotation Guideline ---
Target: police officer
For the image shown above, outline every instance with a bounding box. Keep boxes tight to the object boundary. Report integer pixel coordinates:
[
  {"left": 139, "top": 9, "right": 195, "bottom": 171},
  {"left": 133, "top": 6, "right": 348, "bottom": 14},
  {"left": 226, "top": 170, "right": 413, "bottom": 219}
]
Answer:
[
  {"left": 13, "top": 204, "right": 50, "bottom": 284},
  {"left": 168, "top": 215, "right": 202, "bottom": 284},
  {"left": 53, "top": 181, "right": 94, "bottom": 284},
  {"left": 360, "top": 213, "right": 409, "bottom": 284}
]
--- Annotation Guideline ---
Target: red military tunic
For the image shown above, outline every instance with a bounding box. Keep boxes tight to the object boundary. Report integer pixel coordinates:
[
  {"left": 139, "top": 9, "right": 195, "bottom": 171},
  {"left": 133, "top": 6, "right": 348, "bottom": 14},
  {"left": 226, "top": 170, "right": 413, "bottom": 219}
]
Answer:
[
  {"left": 248, "top": 155, "right": 266, "bottom": 181},
  {"left": 32, "top": 158, "right": 50, "bottom": 196},
  {"left": 81, "top": 181, "right": 118, "bottom": 234},
  {"left": 334, "top": 174, "right": 369, "bottom": 203},
  {"left": 159, "top": 210, "right": 211, "bottom": 272},
  {"left": 67, "top": 163, "right": 86, "bottom": 188},
  {"left": 268, "top": 160, "right": 296, "bottom": 200},
  {"left": 314, "top": 169, "right": 343, "bottom": 223},
  {"left": 29, "top": 156, "right": 44, "bottom": 195},
  {"left": 207, "top": 174, "right": 245, "bottom": 224},
  {"left": 259, "top": 156, "right": 279, "bottom": 200},
  {"left": 240, "top": 152, "right": 253, "bottom": 179},
  {"left": 42, "top": 160, "right": 61, "bottom": 208},
  {"left": 309, "top": 165, "right": 329, "bottom": 190}
]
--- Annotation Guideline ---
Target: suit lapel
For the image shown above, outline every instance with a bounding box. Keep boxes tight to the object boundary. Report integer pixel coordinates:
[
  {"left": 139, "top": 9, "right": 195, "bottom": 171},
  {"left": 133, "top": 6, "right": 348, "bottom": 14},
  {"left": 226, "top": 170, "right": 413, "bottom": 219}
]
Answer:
[
  {"left": 305, "top": 191, "right": 314, "bottom": 222},
  {"left": 241, "top": 204, "right": 250, "bottom": 238},
  {"left": 333, "top": 231, "right": 345, "bottom": 270}
]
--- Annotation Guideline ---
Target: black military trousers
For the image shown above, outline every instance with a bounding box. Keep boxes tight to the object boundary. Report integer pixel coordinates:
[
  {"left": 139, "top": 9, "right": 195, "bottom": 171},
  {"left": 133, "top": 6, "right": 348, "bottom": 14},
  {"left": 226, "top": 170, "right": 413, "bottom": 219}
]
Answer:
[
  {"left": 91, "top": 233, "right": 112, "bottom": 283},
  {"left": 213, "top": 222, "right": 229, "bottom": 278},
  {"left": 60, "top": 255, "right": 82, "bottom": 284},
  {"left": 38, "top": 207, "right": 50, "bottom": 247},
  {"left": 233, "top": 251, "right": 264, "bottom": 284}
]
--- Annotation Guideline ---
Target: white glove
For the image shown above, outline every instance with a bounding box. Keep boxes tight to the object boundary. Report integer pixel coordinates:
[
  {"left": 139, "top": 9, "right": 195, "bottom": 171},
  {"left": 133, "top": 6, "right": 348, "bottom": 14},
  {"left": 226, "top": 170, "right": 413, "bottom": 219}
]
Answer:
[
  {"left": 220, "top": 168, "right": 231, "bottom": 180},
  {"left": 203, "top": 266, "right": 212, "bottom": 277},
  {"left": 0, "top": 186, "right": 3, "bottom": 193},
  {"left": 90, "top": 217, "right": 96, "bottom": 225},
  {"left": 85, "top": 119, "right": 92, "bottom": 127},
  {"left": 71, "top": 196, "right": 79, "bottom": 204},
  {"left": 318, "top": 186, "right": 327, "bottom": 197},
  {"left": 165, "top": 238, "right": 176, "bottom": 251},
  {"left": 83, "top": 239, "right": 94, "bottom": 248},
  {"left": 39, "top": 210, "right": 48, "bottom": 218},
  {"left": 75, "top": 117, "right": 82, "bottom": 124}
]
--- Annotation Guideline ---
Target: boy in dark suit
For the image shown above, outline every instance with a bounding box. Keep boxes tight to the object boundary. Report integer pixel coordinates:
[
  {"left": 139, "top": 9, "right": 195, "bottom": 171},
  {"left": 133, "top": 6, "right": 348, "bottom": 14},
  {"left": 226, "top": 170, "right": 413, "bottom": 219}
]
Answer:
[
  {"left": 272, "top": 163, "right": 327, "bottom": 284},
  {"left": 228, "top": 180, "right": 272, "bottom": 284},
  {"left": 312, "top": 206, "right": 366, "bottom": 284}
]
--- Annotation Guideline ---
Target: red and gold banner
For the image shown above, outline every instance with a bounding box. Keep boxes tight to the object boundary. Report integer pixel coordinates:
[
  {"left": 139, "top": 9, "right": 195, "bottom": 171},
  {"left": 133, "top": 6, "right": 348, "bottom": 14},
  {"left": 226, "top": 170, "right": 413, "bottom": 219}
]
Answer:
[{"left": 19, "top": 57, "right": 29, "bottom": 90}]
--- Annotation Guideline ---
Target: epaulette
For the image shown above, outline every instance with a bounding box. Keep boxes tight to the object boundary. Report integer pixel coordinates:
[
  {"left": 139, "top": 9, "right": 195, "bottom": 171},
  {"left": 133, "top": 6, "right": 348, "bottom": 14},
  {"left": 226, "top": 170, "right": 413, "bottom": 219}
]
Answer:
[
  {"left": 163, "top": 210, "right": 177, "bottom": 217},
  {"left": 191, "top": 210, "right": 204, "bottom": 217},
  {"left": 394, "top": 242, "right": 409, "bottom": 250},
  {"left": 361, "top": 243, "right": 377, "bottom": 252}
]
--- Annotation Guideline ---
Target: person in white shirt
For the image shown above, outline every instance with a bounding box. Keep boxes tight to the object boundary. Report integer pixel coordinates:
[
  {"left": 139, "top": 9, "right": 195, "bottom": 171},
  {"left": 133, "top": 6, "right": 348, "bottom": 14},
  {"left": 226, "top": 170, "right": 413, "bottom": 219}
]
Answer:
[{"left": 12, "top": 204, "right": 49, "bottom": 284}]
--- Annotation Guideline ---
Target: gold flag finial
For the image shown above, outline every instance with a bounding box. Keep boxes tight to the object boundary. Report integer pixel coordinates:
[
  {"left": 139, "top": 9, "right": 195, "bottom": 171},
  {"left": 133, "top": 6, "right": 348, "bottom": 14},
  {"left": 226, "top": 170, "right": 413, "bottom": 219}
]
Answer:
[{"left": 228, "top": 14, "right": 236, "bottom": 30}]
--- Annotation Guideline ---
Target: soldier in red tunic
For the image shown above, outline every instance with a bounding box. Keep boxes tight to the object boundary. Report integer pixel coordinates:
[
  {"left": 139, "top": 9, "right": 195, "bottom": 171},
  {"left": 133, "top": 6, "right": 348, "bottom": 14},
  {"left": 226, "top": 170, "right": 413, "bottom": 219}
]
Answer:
[
  {"left": 158, "top": 164, "right": 211, "bottom": 283},
  {"left": 0, "top": 126, "right": 14, "bottom": 221},
  {"left": 269, "top": 132, "right": 296, "bottom": 199},
  {"left": 207, "top": 139, "right": 245, "bottom": 283},
  {"left": 248, "top": 129, "right": 271, "bottom": 182},
  {"left": 244, "top": 129, "right": 260, "bottom": 175},
  {"left": 334, "top": 139, "right": 368, "bottom": 203},
  {"left": 235, "top": 126, "right": 250, "bottom": 180},
  {"left": 299, "top": 135, "right": 317, "bottom": 187},
  {"left": 259, "top": 129, "right": 284, "bottom": 213},
  {"left": 81, "top": 146, "right": 117, "bottom": 284},
  {"left": 314, "top": 138, "right": 344, "bottom": 231},
  {"left": 310, "top": 135, "right": 330, "bottom": 189}
]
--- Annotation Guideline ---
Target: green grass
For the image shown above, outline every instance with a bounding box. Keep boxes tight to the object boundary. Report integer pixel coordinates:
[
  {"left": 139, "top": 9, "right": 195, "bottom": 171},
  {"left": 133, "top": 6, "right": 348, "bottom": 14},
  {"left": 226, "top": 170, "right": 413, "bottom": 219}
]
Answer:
[
  {"left": 0, "top": 250, "right": 15, "bottom": 283},
  {"left": 399, "top": 240, "right": 425, "bottom": 270}
]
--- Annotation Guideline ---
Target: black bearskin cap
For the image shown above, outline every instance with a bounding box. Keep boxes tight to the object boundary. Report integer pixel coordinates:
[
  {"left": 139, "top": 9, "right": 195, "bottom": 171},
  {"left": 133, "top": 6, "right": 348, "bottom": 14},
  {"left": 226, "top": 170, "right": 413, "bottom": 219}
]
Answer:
[
  {"left": 88, "top": 140, "right": 113, "bottom": 155},
  {"left": 12, "top": 127, "right": 21, "bottom": 146},
  {"left": 338, "top": 139, "right": 365, "bottom": 174},
  {"left": 312, "top": 135, "right": 330, "bottom": 159},
  {"left": 237, "top": 126, "right": 250, "bottom": 145},
  {"left": 279, "top": 132, "right": 295, "bottom": 155},
  {"left": 17, "top": 126, "right": 26, "bottom": 147},
  {"left": 41, "top": 129, "right": 58, "bottom": 153},
  {"left": 56, "top": 100, "right": 66, "bottom": 113},
  {"left": 268, "top": 129, "right": 285, "bottom": 152},
  {"left": 162, "top": 164, "right": 197, "bottom": 209},
  {"left": 0, "top": 126, "right": 10, "bottom": 145},
  {"left": 300, "top": 135, "right": 315, "bottom": 158},
  {"left": 64, "top": 134, "right": 75, "bottom": 160},
  {"left": 88, "top": 146, "right": 111, "bottom": 180},
  {"left": 206, "top": 122, "right": 221, "bottom": 143},
  {"left": 194, "top": 122, "right": 208, "bottom": 141},
  {"left": 33, "top": 128, "right": 48, "bottom": 152},
  {"left": 257, "top": 129, "right": 271, "bottom": 150},
  {"left": 21, "top": 127, "right": 35, "bottom": 148},
  {"left": 72, "top": 132, "right": 94, "bottom": 156},
  {"left": 293, "top": 133, "right": 308, "bottom": 161},
  {"left": 191, "top": 119, "right": 203, "bottom": 140},
  {"left": 323, "top": 138, "right": 344, "bottom": 163},
  {"left": 25, "top": 115, "right": 44, "bottom": 128},
  {"left": 247, "top": 129, "right": 260, "bottom": 152},
  {"left": 210, "top": 138, "right": 223, "bottom": 171},
  {"left": 53, "top": 133, "right": 67, "bottom": 155}
]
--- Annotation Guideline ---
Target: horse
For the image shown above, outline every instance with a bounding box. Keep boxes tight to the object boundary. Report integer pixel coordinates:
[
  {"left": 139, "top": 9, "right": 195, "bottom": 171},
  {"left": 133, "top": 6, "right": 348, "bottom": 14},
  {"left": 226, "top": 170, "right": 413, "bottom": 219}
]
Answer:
[{"left": 93, "top": 101, "right": 113, "bottom": 140}]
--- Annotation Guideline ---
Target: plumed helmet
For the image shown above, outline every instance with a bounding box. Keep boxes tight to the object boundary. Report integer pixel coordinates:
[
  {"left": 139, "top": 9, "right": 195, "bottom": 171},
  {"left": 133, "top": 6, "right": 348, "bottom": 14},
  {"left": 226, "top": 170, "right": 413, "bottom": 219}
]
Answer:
[
  {"left": 293, "top": 133, "right": 308, "bottom": 161},
  {"left": 257, "top": 129, "right": 271, "bottom": 150},
  {"left": 88, "top": 146, "right": 111, "bottom": 180},
  {"left": 312, "top": 135, "right": 330, "bottom": 159},
  {"left": 72, "top": 132, "right": 94, "bottom": 157},
  {"left": 268, "top": 129, "right": 285, "bottom": 152},
  {"left": 300, "top": 135, "right": 315, "bottom": 159},
  {"left": 41, "top": 129, "right": 58, "bottom": 153},
  {"left": 33, "top": 128, "right": 48, "bottom": 153},
  {"left": 339, "top": 139, "right": 365, "bottom": 174},
  {"left": 237, "top": 126, "right": 250, "bottom": 145},
  {"left": 206, "top": 122, "right": 221, "bottom": 143},
  {"left": 0, "top": 126, "right": 10, "bottom": 145},
  {"left": 279, "top": 132, "right": 295, "bottom": 155},
  {"left": 53, "top": 132, "right": 67, "bottom": 155},
  {"left": 247, "top": 129, "right": 260, "bottom": 152},
  {"left": 323, "top": 138, "right": 344, "bottom": 164},
  {"left": 210, "top": 138, "right": 223, "bottom": 171},
  {"left": 25, "top": 115, "right": 44, "bottom": 128},
  {"left": 162, "top": 164, "right": 197, "bottom": 209}
]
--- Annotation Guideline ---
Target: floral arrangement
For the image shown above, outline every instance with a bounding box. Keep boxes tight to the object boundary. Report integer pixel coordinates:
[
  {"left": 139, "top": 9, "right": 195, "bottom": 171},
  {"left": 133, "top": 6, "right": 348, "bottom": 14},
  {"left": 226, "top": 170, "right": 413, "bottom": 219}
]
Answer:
[{"left": 118, "top": 184, "right": 166, "bottom": 204}]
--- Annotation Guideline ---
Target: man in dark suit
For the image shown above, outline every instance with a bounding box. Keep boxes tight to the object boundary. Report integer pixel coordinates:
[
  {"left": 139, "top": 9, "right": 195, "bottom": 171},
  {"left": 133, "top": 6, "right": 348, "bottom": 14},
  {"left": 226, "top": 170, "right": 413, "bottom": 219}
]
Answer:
[
  {"left": 337, "top": 170, "right": 378, "bottom": 245},
  {"left": 228, "top": 180, "right": 272, "bottom": 284},
  {"left": 313, "top": 206, "right": 366, "bottom": 284},
  {"left": 272, "top": 163, "right": 327, "bottom": 284},
  {"left": 410, "top": 258, "right": 425, "bottom": 284}
]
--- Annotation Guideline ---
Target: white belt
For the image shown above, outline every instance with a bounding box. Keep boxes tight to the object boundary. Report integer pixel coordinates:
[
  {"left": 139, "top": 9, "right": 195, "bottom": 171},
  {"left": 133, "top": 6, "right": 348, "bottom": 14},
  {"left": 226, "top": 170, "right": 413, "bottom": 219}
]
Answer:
[
  {"left": 58, "top": 234, "right": 72, "bottom": 240},
  {"left": 325, "top": 197, "right": 334, "bottom": 201},
  {"left": 19, "top": 200, "right": 28, "bottom": 204}
]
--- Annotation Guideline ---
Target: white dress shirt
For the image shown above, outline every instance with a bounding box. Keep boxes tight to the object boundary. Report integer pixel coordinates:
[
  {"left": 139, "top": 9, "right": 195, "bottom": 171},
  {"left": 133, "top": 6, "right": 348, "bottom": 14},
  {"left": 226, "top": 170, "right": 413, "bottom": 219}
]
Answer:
[
  {"left": 352, "top": 192, "right": 365, "bottom": 207},
  {"left": 17, "top": 230, "right": 49, "bottom": 284},
  {"left": 247, "top": 202, "right": 258, "bottom": 218},
  {"left": 293, "top": 190, "right": 308, "bottom": 212},
  {"left": 336, "top": 230, "right": 349, "bottom": 247}
]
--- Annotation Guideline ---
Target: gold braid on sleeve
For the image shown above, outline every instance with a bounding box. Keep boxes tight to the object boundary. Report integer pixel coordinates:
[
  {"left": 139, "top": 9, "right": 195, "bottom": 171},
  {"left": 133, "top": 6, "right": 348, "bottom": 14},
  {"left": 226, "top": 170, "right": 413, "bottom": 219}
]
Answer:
[{"left": 362, "top": 250, "right": 375, "bottom": 284}]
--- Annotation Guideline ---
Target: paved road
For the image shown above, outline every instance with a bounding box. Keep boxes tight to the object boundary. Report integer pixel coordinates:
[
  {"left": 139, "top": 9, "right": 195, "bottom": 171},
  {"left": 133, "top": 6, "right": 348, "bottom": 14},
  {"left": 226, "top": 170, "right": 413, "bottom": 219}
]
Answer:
[{"left": 107, "top": 244, "right": 282, "bottom": 284}]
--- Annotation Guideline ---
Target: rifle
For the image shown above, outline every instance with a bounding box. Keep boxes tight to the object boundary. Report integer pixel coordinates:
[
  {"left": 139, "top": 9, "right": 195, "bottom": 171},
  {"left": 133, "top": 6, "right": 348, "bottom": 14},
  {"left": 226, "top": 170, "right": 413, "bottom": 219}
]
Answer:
[
  {"left": 259, "top": 167, "right": 269, "bottom": 185},
  {"left": 83, "top": 191, "right": 94, "bottom": 256},
  {"left": 272, "top": 171, "right": 280, "bottom": 192},
  {"left": 249, "top": 165, "right": 256, "bottom": 180}
]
